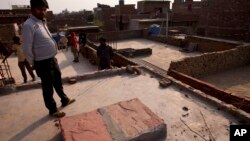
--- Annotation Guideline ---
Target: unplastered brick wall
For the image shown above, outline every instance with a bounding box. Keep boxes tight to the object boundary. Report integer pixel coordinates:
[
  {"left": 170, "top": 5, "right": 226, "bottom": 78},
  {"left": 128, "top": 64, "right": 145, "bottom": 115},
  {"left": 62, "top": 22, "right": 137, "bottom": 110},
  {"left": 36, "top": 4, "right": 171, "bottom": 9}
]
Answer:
[
  {"left": 142, "top": 29, "right": 184, "bottom": 47},
  {"left": 198, "top": 0, "right": 250, "bottom": 41},
  {"left": 0, "top": 23, "right": 19, "bottom": 42},
  {"left": 169, "top": 45, "right": 250, "bottom": 78},
  {"left": 186, "top": 35, "right": 242, "bottom": 53},
  {"left": 84, "top": 46, "right": 99, "bottom": 65},
  {"left": 204, "top": 27, "right": 248, "bottom": 42},
  {"left": 145, "top": 35, "right": 184, "bottom": 47},
  {"left": 86, "top": 41, "right": 136, "bottom": 67},
  {"left": 87, "top": 30, "right": 143, "bottom": 42}
]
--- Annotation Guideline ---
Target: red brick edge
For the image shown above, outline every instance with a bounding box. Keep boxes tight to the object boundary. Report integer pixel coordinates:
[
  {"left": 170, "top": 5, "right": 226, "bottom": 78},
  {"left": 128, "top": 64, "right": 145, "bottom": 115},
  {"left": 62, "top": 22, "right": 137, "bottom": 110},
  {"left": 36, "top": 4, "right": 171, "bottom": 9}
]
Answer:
[{"left": 168, "top": 69, "right": 250, "bottom": 113}]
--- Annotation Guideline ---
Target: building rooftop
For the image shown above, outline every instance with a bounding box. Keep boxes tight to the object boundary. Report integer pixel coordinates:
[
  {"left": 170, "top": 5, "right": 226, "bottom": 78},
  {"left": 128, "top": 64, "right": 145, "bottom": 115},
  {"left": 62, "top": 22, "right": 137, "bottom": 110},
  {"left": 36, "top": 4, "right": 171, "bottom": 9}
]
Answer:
[
  {"left": 0, "top": 68, "right": 239, "bottom": 141},
  {"left": 1, "top": 37, "right": 249, "bottom": 141},
  {"left": 117, "top": 38, "right": 200, "bottom": 70}
]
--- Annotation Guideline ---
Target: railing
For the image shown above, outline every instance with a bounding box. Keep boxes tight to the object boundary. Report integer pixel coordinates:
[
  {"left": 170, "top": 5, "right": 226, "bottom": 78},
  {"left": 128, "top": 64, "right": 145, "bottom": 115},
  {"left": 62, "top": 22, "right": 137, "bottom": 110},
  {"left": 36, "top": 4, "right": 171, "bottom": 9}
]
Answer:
[{"left": 0, "top": 53, "right": 15, "bottom": 87}]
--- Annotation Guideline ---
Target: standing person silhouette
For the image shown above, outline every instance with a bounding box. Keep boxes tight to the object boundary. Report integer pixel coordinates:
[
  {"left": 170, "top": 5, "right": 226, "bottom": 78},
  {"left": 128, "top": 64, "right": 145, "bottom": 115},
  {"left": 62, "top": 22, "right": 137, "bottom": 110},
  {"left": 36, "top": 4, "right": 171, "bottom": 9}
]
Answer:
[{"left": 22, "top": 0, "right": 75, "bottom": 118}]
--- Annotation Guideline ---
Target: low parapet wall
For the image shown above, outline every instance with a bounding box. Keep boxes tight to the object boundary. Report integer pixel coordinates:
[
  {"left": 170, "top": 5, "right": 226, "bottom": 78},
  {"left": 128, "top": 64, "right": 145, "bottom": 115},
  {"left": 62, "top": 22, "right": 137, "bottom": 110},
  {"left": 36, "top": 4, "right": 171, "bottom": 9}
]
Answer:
[
  {"left": 88, "top": 28, "right": 185, "bottom": 47},
  {"left": 169, "top": 45, "right": 250, "bottom": 78},
  {"left": 186, "top": 35, "right": 243, "bottom": 53},
  {"left": 168, "top": 70, "right": 250, "bottom": 114},
  {"left": 144, "top": 34, "right": 185, "bottom": 47},
  {"left": 85, "top": 41, "right": 136, "bottom": 67},
  {"left": 87, "top": 30, "right": 143, "bottom": 42}
]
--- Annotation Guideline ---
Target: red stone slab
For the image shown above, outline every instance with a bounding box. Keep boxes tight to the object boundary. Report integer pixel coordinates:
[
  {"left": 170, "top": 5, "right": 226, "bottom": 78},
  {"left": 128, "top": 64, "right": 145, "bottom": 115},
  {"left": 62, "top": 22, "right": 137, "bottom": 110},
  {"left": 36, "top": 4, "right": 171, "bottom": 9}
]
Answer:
[
  {"left": 98, "top": 98, "right": 167, "bottom": 141},
  {"left": 60, "top": 98, "right": 166, "bottom": 141},
  {"left": 59, "top": 111, "right": 112, "bottom": 141}
]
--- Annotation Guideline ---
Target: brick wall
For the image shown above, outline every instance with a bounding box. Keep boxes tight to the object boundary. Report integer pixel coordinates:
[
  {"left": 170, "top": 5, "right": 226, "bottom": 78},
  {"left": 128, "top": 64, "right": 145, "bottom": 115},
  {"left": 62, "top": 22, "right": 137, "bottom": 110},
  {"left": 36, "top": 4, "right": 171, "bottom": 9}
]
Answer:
[
  {"left": 0, "top": 23, "right": 19, "bottom": 43},
  {"left": 87, "top": 29, "right": 143, "bottom": 42},
  {"left": 171, "top": 0, "right": 203, "bottom": 26},
  {"left": 172, "top": 1, "right": 203, "bottom": 15},
  {"left": 171, "top": 13, "right": 200, "bottom": 22},
  {"left": 85, "top": 41, "right": 136, "bottom": 67},
  {"left": 142, "top": 28, "right": 185, "bottom": 46},
  {"left": 115, "top": 5, "right": 137, "bottom": 15},
  {"left": 0, "top": 9, "right": 53, "bottom": 25},
  {"left": 137, "top": 1, "right": 170, "bottom": 14},
  {"left": 143, "top": 34, "right": 184, "bottom": 47},
  {"left": 186, "top": 35, "right": 242, "bottom": 53},
  {"left": 48, "top": 19, "right": 87, "bottom": 32},
  {"left": 129, "top": 19, "right": 166, "bottom": 30},
  {"left": 94, "top": 7, "right": 116, "bottom": 31},
  {"left": 198, "top": 0, "right": 250, "bottom": 41},
  {"left": 169, "top": 45, "right": 250, "bottom": 78},
  {"left": 197, "top": 26, "right": 248, "bottom": 42}
]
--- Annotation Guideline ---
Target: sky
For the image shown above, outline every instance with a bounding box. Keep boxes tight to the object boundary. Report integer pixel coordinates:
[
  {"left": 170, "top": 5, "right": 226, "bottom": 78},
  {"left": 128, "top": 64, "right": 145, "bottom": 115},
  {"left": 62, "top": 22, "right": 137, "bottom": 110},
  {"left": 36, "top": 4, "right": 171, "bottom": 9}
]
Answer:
[{"left": 0, "top": 0, "right": 198, "bottom": 14}]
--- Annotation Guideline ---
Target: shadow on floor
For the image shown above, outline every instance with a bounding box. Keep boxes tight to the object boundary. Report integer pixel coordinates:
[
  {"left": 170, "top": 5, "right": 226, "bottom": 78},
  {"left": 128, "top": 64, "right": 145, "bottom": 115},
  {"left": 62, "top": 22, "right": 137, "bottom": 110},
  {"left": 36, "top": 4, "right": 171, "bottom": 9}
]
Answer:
[
  {"left": 58, "top": 50, "right": 97, "bottom": 74},
  {"left": 48, "top": 133, "right": 63, "bottom": 141},
  {"left": 9, "top": 115, "right": 53, "bottom": 141}
]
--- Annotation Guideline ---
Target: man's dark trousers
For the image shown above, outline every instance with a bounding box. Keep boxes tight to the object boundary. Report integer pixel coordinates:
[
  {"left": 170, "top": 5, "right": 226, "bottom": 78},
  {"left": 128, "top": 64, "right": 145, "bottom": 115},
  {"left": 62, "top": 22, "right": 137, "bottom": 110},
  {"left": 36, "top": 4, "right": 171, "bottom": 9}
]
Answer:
[
  {"left": 34, "top": 58, "right": 69, "bottom": 114},
  {"left": 99, "top": 59, "right": 111, "bottom": 70}
]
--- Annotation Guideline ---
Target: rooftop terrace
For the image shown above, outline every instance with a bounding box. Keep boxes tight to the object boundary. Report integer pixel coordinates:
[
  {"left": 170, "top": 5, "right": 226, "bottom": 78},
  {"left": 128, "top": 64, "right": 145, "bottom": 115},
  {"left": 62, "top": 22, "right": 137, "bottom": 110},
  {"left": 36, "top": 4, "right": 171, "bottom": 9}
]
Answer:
[{"left": 1, "top": 34, "right": 250, "bottom": 141}]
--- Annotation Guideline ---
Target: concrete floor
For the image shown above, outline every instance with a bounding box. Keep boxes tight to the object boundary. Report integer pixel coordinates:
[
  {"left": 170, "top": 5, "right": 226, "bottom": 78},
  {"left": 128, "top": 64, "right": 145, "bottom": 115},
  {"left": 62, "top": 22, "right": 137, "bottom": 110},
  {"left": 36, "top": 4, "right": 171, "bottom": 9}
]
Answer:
[
  {"left": 0, "top": 73, "right": 239, "bottom": 141},
  {"left": 117, "top": 39, "right": 200, "bottom": 70},
  {"left": 6, "top": 50, "right": 97, "bottom": 84},
  {"left": 1, "top": 39, "right": 245, "bottom": 141},
  {"left": 201, "top": 66, "right": 250, "bottom": 101}
]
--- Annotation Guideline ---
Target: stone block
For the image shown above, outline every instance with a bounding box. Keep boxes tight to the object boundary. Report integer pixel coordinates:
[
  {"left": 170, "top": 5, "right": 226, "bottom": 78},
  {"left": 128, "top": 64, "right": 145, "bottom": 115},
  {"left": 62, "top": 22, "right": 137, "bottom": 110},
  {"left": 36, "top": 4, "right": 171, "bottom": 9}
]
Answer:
[
  {"left": 60, "top": 98, "right": 166, "bottom": 141},
  {"left": 59, "top": 111, "right": 112, "bottom": 141},
  {"left": 99, "top": 98, "right": 166, "bottom": 141}
]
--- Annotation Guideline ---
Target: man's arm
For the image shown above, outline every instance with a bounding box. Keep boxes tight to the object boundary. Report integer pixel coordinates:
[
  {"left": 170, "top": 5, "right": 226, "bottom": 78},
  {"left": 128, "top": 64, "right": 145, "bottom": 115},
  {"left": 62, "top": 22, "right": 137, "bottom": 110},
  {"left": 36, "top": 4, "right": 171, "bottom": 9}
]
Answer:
[{"left": 22, "top": 24, "right": 34, "bottom": 65}]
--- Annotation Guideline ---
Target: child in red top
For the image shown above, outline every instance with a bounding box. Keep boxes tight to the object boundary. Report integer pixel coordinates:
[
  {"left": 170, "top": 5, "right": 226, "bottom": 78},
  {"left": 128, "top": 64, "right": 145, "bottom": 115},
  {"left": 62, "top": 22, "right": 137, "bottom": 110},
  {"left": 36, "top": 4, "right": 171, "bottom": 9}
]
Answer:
[{"left": 70, "top": 32, "right": 79, "bottom": 62}]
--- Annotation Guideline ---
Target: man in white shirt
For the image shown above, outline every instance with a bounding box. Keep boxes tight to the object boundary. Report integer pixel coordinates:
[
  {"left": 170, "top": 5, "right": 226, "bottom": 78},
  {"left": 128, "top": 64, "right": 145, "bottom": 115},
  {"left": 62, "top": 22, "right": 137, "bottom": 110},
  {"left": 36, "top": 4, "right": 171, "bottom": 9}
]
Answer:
[{"left": 22, "top": 0, "right": 75, "bottom": 118}]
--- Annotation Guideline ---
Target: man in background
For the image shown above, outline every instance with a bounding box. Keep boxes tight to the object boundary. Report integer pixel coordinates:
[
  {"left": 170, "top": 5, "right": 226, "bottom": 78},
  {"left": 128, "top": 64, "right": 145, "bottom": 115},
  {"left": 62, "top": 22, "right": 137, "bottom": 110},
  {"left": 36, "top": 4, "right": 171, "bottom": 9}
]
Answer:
[
  {"left": 97, "top": 37, "right": 113, "bottom": 70},
  {"left": 69, "top": 32, "right": 79, "bottom": 62}
]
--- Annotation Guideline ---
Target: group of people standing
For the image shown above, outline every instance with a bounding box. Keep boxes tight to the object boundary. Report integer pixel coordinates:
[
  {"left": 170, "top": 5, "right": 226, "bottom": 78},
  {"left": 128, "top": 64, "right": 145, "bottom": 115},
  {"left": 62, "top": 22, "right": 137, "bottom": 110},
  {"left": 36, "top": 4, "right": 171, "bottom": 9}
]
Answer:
[
  {"left": 1, "top": 0, "right": 114, "bottom": 118},
  {"left": 57, "top": 29, "right": 113, "bottom": 70},
  {"left": 67, "top": 31, "right": 114, "bottom": 70}
]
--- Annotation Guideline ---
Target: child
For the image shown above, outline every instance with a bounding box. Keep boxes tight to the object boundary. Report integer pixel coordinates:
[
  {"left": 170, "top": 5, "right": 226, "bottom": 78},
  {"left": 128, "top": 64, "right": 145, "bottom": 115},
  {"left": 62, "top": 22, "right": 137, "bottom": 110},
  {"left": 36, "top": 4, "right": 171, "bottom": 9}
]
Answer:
[
  {"left": 12, "top": 36, "right": 35, "bottom": 83},
  {"left": 70, "top": 32, "right": 79, "bottom": 62}
]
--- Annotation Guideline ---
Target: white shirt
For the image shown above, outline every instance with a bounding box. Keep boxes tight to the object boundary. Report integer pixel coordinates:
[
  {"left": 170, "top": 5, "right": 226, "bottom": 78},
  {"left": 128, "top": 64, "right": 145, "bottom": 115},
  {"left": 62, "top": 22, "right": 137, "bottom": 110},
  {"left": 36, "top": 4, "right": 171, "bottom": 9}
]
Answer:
[{"left": 22, "top": 15, "right": 57, "bottom": 65}]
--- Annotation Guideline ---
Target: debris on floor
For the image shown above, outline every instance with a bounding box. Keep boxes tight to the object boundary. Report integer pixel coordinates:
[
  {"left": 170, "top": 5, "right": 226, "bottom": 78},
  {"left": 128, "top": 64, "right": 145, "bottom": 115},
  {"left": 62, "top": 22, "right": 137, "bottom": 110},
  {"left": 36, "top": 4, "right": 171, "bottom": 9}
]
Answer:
[
  {"left": 67, "top": 77, "right": 77, "bottom": 84},
  {"left": 182, "top": 106, "right": 189, "bottom": 111},
  {"left": 159, "top": 78, "right": 172, "bottom": 88}
]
